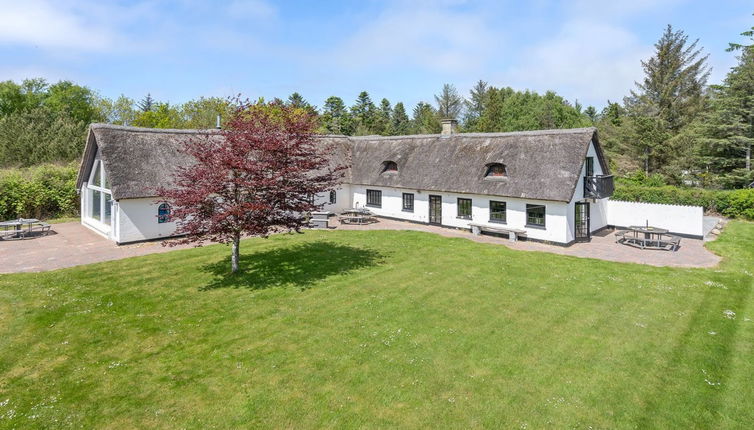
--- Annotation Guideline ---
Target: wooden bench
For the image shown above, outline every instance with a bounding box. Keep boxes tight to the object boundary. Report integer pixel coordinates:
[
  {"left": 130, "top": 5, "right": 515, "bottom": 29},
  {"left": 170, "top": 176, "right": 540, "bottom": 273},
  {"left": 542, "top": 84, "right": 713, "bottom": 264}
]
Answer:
[{"left": 468, "top": 222, "right": 527, "bottom": 242}]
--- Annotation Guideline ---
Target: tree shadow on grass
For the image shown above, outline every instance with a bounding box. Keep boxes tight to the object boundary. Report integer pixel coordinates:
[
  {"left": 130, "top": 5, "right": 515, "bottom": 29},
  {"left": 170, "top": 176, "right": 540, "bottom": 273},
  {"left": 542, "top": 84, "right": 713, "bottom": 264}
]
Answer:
[{"left": 200, "top": 241, "right": 384, "bottom": 291}]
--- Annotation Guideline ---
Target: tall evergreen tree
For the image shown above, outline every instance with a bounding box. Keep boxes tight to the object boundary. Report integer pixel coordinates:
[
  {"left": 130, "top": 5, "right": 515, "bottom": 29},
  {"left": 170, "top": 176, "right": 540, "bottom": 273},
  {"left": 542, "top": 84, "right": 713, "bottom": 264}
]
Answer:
[
  {"left": 320, "top": 96, "right": 352, "bottom": 135},
  {"left": 463, "top": 80, "right": 489, "bottom": 130},
  {"left": 137, "top": 93, "right": 155, "bottom": 112},
  {"left": 411, "top": 102, "right": 441, "bottom": 134},
  {"left": 350, "top": 91, "right": 377, "bottom": 135},
  {"left": 375, "top": 98, "right": 393, "bottom": 135},
  {"left": 434, "top": 83, "right": 463, "bottom": 119},
  {"left": 695, "top": 22, "right": 754, "bottom": 186},
  {"left": 392, "top": 102, "right": 410, "bottom": 135},
  {"left": 626, "top": 25, "right": 710, "bottom": 131}
]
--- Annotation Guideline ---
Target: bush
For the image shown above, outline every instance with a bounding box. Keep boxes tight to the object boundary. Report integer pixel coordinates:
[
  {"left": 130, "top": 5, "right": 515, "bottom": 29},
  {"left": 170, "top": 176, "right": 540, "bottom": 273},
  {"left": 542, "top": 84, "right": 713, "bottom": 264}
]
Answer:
[
  {"left": 0, "top": 164, "right": 79, "bottom": 220},
  {"left": 612, "top": 184, "right": 754, "bottom": 220}
]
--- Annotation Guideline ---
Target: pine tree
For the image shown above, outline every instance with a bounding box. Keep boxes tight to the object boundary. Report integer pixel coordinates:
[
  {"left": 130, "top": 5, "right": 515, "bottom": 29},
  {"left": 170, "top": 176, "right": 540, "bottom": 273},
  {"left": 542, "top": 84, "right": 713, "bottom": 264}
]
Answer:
[
  {"left": 626, "top": 25, "right": 710, "bottom": 131},
  {"left": 434, "top": 83, "right": 463, "bottom": 119},
  {"left": 695, "top": 24, "right": 754, "bottom": 186},
  {"left": 463, "top": 80, "right": 488, "bottom": 130},
  {"left": 320, "top": 96, "right": 352, "bottom": 135},
  {"left": 411, "top": 102, "right": 441, "bottom": 134},
  {"left": 374, "top": 98, "right": 393, "bottom": 135},
  {"left": 137, "top": 93, "right": 155, "bottom": 112},
  {"left": 392, "top": 102, "right": 410, "bottom": 135},
  {"left": 350, "top": 91, "right": 377, "bottom": 135},
  {"left": 584, "top": 106, "right": 598, "bottom": 123}
]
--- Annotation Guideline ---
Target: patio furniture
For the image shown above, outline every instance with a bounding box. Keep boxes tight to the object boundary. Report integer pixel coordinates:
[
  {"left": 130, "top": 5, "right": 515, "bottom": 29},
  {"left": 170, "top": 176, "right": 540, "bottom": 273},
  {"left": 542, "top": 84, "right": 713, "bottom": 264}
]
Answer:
[
  {"left": 619, "top": 226, "right": 679, "bottom": 251},
  {"left": 0, "top": 218, "right": 39, "bottom": 240},
  {"left": 338, "top": 208, "right": 376, "bottom": 225},
  {"left": 469, "top": 222, "right": 527, "bottom": 242},
  {"left": 31, "top": 222, "right": 52, "bottom": 236},
  {"left": 614, "top": 230, "right": 629, "bottom": 243}
]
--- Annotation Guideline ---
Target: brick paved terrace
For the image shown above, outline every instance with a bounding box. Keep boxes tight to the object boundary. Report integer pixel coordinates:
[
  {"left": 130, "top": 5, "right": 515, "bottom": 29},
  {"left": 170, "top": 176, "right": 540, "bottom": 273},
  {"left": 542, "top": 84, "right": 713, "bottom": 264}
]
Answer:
[{"left": 0, "top": 218, "right": 721, "bottom": 274}]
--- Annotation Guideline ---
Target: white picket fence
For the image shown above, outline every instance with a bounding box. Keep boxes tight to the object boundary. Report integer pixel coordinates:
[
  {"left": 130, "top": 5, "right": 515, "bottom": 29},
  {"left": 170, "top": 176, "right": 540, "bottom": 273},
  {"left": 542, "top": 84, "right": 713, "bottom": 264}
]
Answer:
[{"left": 606, "top": 200, "right": 704, "bottom": 238}]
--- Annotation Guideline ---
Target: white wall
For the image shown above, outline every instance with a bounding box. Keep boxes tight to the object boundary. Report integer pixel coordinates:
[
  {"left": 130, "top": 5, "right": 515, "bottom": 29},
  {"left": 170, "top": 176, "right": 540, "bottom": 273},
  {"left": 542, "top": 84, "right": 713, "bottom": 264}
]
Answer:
[
  {"left": 565, "top": 140, "right": 610, "bottom": 241},
  {"left": 606, "top": 200, "right": 703, "bottom": 237},
  {"left": 351, "top": 185, "right": 570, "bottom": 243},
  {"left": 116, "top": 198, "right": 178, "bottom": 244},
  {"left": 314, "top": 184, "right": 351, "bottom": 213}
]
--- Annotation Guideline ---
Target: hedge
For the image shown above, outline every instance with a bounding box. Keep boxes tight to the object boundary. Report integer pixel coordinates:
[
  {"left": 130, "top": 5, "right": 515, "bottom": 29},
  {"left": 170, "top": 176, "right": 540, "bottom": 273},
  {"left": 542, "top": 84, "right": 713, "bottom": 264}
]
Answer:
[
  {"left": 613, "top": 184, "right": 754, "bottom": 220},
  {"left": 0, "top": 164, "right": 79, "bottom": 221}
]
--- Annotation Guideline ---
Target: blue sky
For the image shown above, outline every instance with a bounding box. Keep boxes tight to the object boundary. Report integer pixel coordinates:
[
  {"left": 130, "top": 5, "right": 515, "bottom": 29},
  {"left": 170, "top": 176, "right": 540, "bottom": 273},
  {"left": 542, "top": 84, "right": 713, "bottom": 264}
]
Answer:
[{"left": 1, "top": 0, "right": 751, "bottom": 110}]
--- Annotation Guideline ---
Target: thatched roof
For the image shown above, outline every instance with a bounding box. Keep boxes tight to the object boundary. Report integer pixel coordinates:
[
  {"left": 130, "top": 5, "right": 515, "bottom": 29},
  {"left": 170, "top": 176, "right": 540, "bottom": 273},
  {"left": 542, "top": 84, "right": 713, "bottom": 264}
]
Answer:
[
  {"left": 349, "top": 128, "right": 606, "bottom": 202},
  {"left": 77, "top": 124, "right": 606, "bottom": 202}
]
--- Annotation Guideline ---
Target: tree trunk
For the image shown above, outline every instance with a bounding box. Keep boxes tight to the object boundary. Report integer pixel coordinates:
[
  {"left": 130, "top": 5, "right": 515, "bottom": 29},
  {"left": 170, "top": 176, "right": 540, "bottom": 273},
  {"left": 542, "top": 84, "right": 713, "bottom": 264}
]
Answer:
[
  {"left": 746, "top": 142, "right": 751, "bottom": 171},
  {"left": 231, "top": 233, "right": 240, "bottom": 273}
]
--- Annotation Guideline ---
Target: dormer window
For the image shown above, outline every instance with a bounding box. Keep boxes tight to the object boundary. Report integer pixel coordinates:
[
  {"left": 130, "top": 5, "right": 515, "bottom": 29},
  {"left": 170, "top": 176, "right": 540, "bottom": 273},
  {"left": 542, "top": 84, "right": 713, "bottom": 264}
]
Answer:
[
  {"left": 381, "top": 160, "right": 398, "bottom": 174},
  {"left": 484, "top": 163, "right": 507, "bottom": 178}
]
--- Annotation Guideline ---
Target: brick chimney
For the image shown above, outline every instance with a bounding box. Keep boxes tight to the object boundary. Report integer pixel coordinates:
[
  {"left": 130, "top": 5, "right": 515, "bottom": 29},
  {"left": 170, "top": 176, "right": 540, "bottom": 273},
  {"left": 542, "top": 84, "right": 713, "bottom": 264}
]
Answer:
[{"left": 441, "top": 118, "right": 458, "bottom": 136}]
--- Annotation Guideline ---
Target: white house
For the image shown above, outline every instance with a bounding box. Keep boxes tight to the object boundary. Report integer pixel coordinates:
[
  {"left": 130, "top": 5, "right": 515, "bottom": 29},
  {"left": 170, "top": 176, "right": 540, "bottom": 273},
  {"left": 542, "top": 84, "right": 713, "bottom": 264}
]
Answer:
[{"left": 76, "top": 121, "right": 617, "bottom": 245}]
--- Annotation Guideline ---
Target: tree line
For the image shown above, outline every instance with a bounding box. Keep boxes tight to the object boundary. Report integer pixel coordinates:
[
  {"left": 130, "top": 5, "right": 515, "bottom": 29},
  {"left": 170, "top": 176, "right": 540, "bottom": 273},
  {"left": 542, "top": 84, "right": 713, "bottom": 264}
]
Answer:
[{"left": 0, "top": 18, "right": 752, "bottom": 189}]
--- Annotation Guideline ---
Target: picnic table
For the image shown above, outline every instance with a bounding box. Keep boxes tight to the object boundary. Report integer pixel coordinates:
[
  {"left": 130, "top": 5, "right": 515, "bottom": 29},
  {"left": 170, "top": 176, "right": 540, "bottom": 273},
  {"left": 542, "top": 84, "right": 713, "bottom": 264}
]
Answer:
[
  {"left": 338, "top": 208, "right": 376, "bottom": 225},
  {"left": 615, "top": 225, "right": 680, "bottom": 251},
  {"left": 0, "top": 218, "right": 50, "bottom": 240}
]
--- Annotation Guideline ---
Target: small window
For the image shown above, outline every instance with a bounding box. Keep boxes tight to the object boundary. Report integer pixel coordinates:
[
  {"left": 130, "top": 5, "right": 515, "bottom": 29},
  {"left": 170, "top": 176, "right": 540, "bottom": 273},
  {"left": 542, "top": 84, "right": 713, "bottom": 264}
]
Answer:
[
  {"left": 366, "top": 189, "right": 382, "bottom": 208},
  {"left": 526, "top": 204, "right": 545, "bottom": 227},
  {"left": 158, "top": 202, "right": 171, "bottom": 224},
  {"left": 457, "top": 198, "right": 472, "bottom": 219},
  {"left": 382, "top": 161, "right": 398, "bottom": 173},
  {"left": 585, "top": 157, "right": 594, "bottom": 177},
  {"left": 329, "top": 190, "right": 337, "bottom": 204},
  {"left": 490, "top": 201, "right": 506, "bottom": 223},
  {"left": 402, "top": 193, "right": 414, "bottom": 212},
  {"left": 484, "top": 163, "right": 506, "bottom": 178}
]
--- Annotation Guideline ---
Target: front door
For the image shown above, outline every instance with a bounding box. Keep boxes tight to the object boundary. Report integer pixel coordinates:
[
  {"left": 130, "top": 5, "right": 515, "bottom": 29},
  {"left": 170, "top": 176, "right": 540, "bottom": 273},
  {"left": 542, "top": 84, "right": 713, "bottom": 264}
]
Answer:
[
  {"left": 429, "top": 195, "right": 442, "bottom": 225},
  {"left": 575, "top": 202, "right": 590, "bottom": 242}
]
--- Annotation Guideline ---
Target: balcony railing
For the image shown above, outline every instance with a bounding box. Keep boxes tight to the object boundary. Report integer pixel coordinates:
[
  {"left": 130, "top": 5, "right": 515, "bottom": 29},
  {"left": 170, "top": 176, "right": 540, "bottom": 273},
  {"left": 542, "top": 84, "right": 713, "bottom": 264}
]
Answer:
[{"left": 584, "top": 175, "right": 614, "bottom": 199}]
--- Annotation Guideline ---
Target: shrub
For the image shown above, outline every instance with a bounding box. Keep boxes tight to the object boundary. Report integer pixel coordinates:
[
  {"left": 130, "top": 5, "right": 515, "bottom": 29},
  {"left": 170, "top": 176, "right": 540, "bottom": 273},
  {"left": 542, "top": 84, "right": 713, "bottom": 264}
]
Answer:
[{"left": 0, "top": 164, "right": 78, "bottom": 220}]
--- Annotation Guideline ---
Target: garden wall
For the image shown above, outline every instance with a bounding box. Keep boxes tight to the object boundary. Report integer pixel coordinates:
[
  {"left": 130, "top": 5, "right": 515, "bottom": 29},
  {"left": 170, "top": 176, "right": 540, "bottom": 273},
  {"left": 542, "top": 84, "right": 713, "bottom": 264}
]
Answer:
[{"left": 606, "top": 200, "right": 704, "bottom": 238}]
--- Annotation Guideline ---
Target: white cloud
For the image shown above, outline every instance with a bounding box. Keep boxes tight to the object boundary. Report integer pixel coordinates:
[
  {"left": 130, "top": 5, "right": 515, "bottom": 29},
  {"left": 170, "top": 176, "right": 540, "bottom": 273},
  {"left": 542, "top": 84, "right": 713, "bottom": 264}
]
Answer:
[
  {"left": 503, "top": 20, "right": 651, "bottom": 105},
  {"left": 0, "top": 0, "right": 116, "bottom": 51},
  {"left": 329, "top": 3, "right": 502, "bottom": 74},
  {"left": 226, "top": 0, "right": 277, "bottom": 20}
]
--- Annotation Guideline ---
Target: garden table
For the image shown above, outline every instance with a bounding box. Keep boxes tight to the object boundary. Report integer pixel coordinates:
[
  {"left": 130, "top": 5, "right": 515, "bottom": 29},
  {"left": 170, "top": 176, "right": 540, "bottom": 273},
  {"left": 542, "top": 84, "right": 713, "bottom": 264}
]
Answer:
[
  {"left": 0, "top": 218, "right": 39, "bottom": 239},
  {"left": 626, "top": 225, "right": 669, "bottom": 249}
]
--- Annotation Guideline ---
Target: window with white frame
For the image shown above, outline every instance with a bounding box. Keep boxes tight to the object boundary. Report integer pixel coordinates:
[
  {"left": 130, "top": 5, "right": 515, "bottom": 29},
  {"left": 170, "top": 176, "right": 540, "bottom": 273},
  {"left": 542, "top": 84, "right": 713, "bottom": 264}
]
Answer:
[{"left": 86, "top": 151, "right": 113, "bottom": 227}]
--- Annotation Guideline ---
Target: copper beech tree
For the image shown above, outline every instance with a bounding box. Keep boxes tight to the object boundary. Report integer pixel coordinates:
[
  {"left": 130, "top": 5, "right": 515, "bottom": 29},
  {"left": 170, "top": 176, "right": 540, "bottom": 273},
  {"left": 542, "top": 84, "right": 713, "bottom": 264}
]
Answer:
[{"left": 159, "top": 100, "right": 346, "bottom": 273}]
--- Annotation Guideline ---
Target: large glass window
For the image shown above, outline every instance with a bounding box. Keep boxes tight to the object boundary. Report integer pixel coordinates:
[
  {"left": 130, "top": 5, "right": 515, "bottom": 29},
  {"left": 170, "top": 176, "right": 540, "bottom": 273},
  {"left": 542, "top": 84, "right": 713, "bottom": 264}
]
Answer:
[
  {"left": 90, "top": 189, "right": 102, "bottom": 220},
  {"left": 329, "top": 190, "right": 337, "bottom": 204},
  {"left": 457, "top": 198, "right": 472, "bottom": 219},
  {"left": 585, "top": 157, "right": 594, "bottom": 177},
  {"left": 366, "top": 189, "right": 382, "bottom": 207},
  {"left": 402, "top": 193, "right": 414, "bottom": 212},
  {"left": 489, "top": 201, "right": 506, "bottom": 223},
  {"left": 86, "top": 152, "right": 113, "bottom": 227},
  {"left": 526, "top": 204, "right": 546, "bottom": 227}
]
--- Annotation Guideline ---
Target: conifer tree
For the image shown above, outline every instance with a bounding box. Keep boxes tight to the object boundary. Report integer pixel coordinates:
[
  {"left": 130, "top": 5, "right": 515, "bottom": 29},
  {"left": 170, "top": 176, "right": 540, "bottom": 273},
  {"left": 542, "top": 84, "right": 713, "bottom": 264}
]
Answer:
[
  {"left": 350, "top": 91, "right": 377, "bottom": 135},
  {"left": 434, "top": 83, "right": 463, "bottom": 119},
  {"left": 392, "top": 102, "right": 410, "bottom": 135}
]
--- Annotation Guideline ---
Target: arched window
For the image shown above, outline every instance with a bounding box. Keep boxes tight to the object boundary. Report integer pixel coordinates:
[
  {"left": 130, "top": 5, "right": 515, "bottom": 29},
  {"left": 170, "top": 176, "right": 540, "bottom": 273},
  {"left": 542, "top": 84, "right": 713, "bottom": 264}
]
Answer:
[
  {"left": 484, "top": 163, "right": 507, "bottom": 178},
  {"left": 381, "top": 160, "right": 398, "bottom": 173},
  {"left": 158, "top": 203, "right": 171, "bottom": 223}
]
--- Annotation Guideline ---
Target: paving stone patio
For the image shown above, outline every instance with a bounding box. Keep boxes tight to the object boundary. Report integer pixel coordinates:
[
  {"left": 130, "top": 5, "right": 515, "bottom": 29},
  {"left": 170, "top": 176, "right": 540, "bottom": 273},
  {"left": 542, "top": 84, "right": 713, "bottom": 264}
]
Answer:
[{"left": 0, "top": 219, "right": 721, "bottom": 274}]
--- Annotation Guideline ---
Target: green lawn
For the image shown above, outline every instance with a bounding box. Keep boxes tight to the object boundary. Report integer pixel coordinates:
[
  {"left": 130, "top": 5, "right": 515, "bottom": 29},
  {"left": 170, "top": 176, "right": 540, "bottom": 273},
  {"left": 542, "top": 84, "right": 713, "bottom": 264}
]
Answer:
[{"left": 0, "top": 223, "right": 753, "bottom": 429}]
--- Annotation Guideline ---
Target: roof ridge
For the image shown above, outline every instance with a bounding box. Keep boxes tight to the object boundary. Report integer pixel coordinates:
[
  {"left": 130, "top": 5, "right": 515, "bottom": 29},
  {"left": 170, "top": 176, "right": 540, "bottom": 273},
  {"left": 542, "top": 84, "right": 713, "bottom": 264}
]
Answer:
[
  {"left": 90, "top": 123, "right": 596, "bottom": 139},
  {"left": 90, "top": 123, "right": 220, "bottom": 134}
]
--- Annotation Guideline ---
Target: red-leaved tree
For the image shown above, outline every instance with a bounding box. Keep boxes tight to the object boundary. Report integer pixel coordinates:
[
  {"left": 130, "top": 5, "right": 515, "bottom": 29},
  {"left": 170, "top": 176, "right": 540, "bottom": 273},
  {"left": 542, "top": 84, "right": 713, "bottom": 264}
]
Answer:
[{"left": 159, "top": 99, "right": 347, "bottom": 273}]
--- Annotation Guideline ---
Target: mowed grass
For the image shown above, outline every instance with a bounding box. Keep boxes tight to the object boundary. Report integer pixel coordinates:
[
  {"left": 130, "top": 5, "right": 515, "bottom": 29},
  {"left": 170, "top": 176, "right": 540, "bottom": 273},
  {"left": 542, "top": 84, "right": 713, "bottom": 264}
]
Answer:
[{"left": 0, "top": 223, "right": 753, "bottom": 429}]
